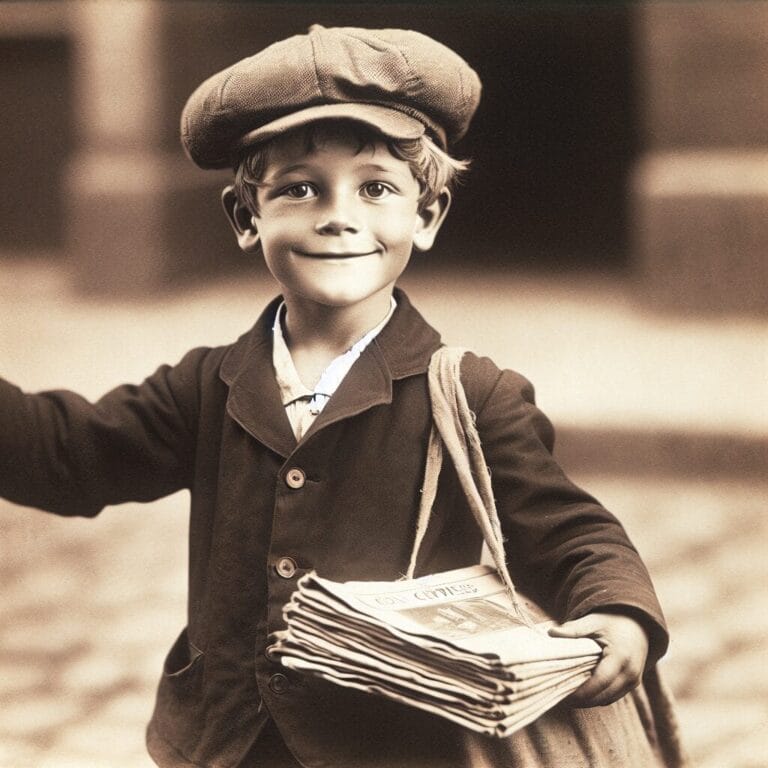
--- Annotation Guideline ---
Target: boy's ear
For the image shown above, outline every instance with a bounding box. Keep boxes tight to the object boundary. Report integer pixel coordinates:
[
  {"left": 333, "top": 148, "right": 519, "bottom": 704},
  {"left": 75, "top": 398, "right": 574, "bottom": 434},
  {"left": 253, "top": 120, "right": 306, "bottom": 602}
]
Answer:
[
  {"left": 221, "top": 185, "right": 260, "bottom": 253},
  {"left": 413, "top": 188, "right": 452, "bottom": 252}
]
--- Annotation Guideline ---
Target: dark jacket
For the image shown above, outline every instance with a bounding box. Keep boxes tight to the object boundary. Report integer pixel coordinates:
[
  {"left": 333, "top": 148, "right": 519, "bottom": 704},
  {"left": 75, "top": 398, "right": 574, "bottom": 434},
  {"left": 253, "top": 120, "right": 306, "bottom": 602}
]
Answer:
[{"left": 0, "top": 289, "right": 667, "bottom": 768}]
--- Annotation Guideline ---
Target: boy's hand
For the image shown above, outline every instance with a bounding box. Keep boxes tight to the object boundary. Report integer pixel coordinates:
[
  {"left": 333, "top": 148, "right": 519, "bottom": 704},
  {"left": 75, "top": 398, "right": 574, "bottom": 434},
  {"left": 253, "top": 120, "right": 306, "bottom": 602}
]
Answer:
[{"left": 548, "top": 612, "right": 649, "bottom": 707}]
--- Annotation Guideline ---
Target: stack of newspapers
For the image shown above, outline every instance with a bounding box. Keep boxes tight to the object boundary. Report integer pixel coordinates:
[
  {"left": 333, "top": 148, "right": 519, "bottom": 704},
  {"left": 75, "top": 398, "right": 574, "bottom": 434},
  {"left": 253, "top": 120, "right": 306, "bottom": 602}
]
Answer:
[{"left": 271, "top": 564, "right": 602, "bottom": 737}]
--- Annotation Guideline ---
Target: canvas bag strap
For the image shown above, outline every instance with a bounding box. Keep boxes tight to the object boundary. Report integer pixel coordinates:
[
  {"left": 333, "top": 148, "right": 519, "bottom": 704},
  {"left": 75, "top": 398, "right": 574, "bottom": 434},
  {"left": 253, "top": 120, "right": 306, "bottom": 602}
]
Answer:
[{"left": 407, "top": 346, "right": 533, "bottom": 627}]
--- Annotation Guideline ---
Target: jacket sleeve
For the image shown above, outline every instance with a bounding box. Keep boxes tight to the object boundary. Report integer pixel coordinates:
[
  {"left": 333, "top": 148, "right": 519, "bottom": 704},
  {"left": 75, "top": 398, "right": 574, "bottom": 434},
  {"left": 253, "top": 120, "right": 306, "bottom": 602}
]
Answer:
[
  {"left": 0, "top": 347, "right": 211, "bottom": 518},
  {"left": 462, "top": 353, "right": 669, "bottom": 665}
]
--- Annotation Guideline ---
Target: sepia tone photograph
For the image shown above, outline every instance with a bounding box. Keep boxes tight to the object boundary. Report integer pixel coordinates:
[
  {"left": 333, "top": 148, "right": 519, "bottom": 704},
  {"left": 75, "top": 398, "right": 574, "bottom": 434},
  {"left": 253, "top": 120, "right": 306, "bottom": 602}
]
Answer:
[{"left": 1, "top": 2, "right": 766, "bottom": 766}]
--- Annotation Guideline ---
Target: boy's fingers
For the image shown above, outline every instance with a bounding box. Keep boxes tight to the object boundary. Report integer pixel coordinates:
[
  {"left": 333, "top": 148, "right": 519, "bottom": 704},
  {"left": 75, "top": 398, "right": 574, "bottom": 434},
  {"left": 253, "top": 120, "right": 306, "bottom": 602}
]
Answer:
[
  {"left": 579, "top": 665, "right": 641, "bottom": 707},
  {"left": 569, "top": 653, "right": 642, "bottom": 707},
  {"left": 568, "top": 652, "right": 622, "bottom": 704},
  {"left": 575, "top": 676, "right": 631, "bottom": 707}
]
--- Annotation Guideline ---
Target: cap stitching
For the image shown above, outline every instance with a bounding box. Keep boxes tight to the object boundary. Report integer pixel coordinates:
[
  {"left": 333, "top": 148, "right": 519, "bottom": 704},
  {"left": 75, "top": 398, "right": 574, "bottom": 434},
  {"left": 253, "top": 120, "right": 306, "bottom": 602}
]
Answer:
[
  {"left": 366, "top": 30, "right": 420, "bottom": 93},
  {"left": 308, "top": 30, "right": 324, "bottom": 98},
  {"left": 457, "top": 65, "right": 468, "bottom": 124},
  {"left": 219, "top": 69, "right": 237, "bottom": 110}
]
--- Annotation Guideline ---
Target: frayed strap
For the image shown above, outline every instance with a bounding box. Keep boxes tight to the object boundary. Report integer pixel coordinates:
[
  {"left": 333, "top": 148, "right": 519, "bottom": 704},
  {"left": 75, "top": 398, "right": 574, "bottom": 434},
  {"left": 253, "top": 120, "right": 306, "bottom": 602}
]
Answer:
[
  {"left": 408, "top": 347, "right": 533, "bottom": 627},
  {"left": 408, "top": 422, "right": 443, "bottom": 580}
]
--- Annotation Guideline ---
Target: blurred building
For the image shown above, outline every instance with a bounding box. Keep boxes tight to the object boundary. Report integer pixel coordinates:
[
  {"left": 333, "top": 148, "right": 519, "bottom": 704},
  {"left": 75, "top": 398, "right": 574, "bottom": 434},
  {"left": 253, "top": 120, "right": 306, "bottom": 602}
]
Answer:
[{"left": 1, "top": 0, "right": 766, "bottom": 313}]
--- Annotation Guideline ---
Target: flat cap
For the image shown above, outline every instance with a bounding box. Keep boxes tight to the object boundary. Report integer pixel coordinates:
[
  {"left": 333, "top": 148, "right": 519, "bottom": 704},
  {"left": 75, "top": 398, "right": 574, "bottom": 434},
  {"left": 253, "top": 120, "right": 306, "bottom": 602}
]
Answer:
[{"left": 181, "top": 24, "right": 481, "bottom": 169}]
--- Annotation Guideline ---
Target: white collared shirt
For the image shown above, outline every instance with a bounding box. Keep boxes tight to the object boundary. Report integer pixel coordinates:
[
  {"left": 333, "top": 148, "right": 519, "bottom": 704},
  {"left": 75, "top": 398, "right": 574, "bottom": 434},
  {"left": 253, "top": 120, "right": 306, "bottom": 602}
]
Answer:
[{"left": 272, "top": 298, "right": 397, "bottom": 440}]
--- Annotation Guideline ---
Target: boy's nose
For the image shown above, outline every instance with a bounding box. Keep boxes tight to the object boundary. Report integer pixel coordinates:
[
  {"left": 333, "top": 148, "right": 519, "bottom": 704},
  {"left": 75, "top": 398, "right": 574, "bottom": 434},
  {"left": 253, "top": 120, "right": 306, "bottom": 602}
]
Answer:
[
  {"left": 314, "top": 197, "right": 360, "bottom": 235},
  {"left": 314, "top": 218, "right": 359, "bottom": 235},
  {"left": 314, "top": 216, "right": 361, "bottom": 235}
]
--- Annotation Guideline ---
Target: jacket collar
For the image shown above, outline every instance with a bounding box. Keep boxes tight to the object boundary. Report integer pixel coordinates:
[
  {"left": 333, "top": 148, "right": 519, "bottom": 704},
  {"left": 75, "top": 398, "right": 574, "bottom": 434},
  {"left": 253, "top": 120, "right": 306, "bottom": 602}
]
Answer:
[{"left": 219, "top": 288, "right": 442, "bottom": 458}]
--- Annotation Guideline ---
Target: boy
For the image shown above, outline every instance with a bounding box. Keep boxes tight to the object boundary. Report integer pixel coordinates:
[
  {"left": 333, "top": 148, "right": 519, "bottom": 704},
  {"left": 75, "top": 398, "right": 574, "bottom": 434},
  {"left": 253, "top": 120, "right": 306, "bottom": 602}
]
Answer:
[{"left": 1, "top": 25, "right": 672, "bottom": 768}]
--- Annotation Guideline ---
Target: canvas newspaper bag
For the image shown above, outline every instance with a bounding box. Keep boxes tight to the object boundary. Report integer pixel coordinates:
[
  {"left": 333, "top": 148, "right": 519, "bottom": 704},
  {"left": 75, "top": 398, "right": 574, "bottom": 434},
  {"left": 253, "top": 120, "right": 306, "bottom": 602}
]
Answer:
[{"left": 408, "top": 346, "right": 687, "bottom": 767}]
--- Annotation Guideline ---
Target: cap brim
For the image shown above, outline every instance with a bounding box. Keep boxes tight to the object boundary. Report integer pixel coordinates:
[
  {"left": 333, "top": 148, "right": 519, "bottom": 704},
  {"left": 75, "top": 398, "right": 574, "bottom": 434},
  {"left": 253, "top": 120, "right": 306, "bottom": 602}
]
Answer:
[{"left": 236, "top": 103, "right": 426, "bottom": 152}]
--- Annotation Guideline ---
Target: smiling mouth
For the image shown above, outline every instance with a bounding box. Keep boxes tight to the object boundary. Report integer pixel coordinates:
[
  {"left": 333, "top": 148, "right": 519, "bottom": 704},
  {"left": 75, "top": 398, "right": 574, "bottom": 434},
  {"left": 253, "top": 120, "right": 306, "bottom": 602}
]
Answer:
[{"left": 294, "top": 249, "right": 379, "bottom": 259}]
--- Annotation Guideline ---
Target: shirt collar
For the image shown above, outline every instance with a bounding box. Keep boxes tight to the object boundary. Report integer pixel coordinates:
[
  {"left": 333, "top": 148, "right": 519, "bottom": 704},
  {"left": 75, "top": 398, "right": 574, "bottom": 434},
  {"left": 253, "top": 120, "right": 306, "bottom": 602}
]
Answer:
[
  {"left": 271, "top": 297, "right": 397, "bottom": 407},
  {"left": 271, "top": 303, "right": 312, "bottom": 406}
]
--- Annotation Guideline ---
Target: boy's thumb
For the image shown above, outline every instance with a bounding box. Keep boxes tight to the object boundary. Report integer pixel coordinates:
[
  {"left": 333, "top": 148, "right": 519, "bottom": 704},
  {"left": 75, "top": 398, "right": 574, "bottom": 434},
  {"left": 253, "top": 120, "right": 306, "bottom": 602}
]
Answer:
[{"left": 548, "top": 615, "right": 600, "bottom": 638}]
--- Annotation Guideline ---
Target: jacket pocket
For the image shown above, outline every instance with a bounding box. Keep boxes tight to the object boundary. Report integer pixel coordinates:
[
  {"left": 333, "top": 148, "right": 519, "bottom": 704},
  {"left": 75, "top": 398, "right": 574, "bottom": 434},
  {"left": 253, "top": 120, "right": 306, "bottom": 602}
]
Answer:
[
  {"left": 150, "top": 627, "right": 206, "bottom": 762},
  {"left": 163, "top": 627, "right": 204, "bottom": 678}
]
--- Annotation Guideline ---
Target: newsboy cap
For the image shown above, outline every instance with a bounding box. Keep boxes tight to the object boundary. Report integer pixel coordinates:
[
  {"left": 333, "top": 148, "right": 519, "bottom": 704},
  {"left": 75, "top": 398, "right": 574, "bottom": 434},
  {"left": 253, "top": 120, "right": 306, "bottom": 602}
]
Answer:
[{"left": 181, "top": 25, "right": 481, "bottom": 169}]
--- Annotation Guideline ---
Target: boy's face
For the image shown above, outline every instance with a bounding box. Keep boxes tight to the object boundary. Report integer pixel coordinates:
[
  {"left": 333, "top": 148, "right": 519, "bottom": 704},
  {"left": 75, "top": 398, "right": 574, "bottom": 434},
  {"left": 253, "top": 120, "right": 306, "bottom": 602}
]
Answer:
[{"left": 246, "top": 127, "right": 445, "bottom": 312}]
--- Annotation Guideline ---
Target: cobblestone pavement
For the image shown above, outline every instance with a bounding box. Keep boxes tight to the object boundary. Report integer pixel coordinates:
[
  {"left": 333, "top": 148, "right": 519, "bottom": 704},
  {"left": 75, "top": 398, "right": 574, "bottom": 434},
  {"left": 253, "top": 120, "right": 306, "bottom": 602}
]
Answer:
[{"left": 1, "top": 262, "right": 766, "bottom": 767}]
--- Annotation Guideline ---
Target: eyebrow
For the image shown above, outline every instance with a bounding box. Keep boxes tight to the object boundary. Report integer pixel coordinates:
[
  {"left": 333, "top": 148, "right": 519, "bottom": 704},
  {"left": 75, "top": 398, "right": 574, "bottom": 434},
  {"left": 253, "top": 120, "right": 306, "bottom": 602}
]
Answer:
[
  {"left": 265, "top": 163, "right": 311, "bottom": 180},
  {"left": 358, "top": 163, "right": 401, "bottom": 173}
]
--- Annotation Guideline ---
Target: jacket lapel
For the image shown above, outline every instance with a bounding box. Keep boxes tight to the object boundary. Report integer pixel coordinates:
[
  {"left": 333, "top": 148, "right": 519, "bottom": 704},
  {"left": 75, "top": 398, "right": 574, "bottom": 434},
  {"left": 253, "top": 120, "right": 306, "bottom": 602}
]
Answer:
[
  {"left": 298, "top": 341, "right": 392, "bottom": 443},
  {"left": 219, "top": 297, "right": 298, "bottom": 458}
]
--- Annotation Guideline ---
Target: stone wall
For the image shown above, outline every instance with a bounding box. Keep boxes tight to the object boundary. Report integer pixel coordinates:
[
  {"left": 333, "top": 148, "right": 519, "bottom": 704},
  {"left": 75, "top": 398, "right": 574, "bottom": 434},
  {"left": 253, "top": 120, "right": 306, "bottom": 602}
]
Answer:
[{"left": 632, "top": 2, "right": 768, "bottom": 314}]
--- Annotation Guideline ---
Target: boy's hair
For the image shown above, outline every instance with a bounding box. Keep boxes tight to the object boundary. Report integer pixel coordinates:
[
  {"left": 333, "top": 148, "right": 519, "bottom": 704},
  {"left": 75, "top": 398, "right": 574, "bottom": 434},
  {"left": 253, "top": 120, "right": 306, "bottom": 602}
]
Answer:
[{"left": 233, "top": 119, "right": 469, "bottom": 217}]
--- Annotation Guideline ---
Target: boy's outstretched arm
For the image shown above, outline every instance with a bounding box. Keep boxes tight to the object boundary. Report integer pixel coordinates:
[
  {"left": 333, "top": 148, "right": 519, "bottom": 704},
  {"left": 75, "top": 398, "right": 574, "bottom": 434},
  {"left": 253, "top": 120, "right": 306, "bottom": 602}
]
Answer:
[
  {"left": 549, "top": 612, "right": 649, "bottom": 707},
  {"left": 0, "top": 346, "right": 213, "bottom": 517}
]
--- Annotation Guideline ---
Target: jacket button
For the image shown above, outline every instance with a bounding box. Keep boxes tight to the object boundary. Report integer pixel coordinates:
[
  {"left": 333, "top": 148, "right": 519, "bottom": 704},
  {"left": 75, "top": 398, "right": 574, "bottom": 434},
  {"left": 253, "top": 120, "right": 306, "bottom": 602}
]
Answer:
[
  {"left": 269, "top": 672, "right": 290, "bottom": 694},
  {"left": 285, "top": 468, "right": 306, "bottom": 489},
  {"left": 275, "top": 556, "right": 297, "bottom": 579}
]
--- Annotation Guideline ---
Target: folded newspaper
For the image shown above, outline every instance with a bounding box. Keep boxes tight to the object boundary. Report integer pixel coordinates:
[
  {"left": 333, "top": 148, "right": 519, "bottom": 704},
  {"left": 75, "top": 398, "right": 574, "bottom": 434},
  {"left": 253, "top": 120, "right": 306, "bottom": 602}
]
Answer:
[{"left": 271, "top": 564, "right": 601, "bottom": 737}]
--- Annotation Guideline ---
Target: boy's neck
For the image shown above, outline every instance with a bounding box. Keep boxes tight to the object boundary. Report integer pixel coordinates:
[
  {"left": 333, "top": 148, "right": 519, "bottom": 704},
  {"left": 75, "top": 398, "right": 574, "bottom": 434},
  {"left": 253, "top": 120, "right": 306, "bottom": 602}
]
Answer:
[{"left": 280, "top": 289, "right": 395, "bottom": 367}]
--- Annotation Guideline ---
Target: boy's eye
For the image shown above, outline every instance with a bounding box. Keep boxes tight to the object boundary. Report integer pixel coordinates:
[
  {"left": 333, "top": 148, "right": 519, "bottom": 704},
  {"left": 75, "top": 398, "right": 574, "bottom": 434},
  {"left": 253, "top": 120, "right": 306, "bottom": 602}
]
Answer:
[
  {"left": 361, "top": 182, "right": 393, "bottom": 199},
  {"left": 283, "top": 183, "right": 316, "bottom": 199}
]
